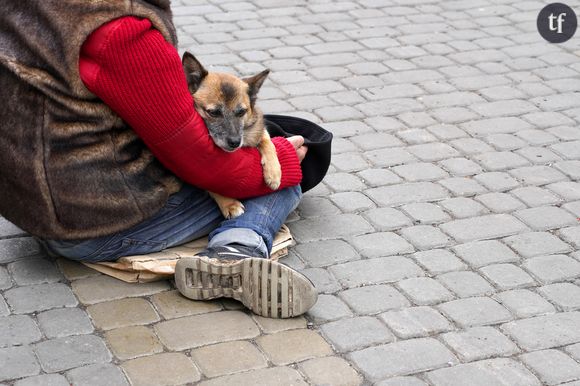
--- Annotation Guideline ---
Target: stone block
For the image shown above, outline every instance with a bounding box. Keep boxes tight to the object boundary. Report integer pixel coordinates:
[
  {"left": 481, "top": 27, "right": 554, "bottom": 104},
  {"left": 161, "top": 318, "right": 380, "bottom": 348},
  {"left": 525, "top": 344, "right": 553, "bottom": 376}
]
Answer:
[
  {"left": 348, "top": 338, "right": 458, "bottom": 380},
  {"left": 105, "top": 326, "right": 163, "bottom": 360},
  {"left": 122, "top": 353, "right": 200, "bottom": 386},
  {"left": 380, "top": 307, "right": 453, "bottom": 339},
  {"left": 87, "top": 298, "right": 159, "bottom": 330},
  {"left": 155, "top": 311, "right": 259, "bottom": 350},
  {"left": 438, "top": 297, "right": 512, "bottom": 327},
  {"left": 190, "top": 341, "right": 267, "bottom": 378},
  {"left": 256, "top": 329, "right": 333, "bottom": 365}
]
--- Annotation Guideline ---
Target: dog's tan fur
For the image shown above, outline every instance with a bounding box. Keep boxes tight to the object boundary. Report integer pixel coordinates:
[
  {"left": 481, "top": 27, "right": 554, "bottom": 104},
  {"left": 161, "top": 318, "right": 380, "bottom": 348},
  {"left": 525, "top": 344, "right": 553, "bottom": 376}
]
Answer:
[{"left": 182, "top": 52, "right": 281, "bottom": 219}]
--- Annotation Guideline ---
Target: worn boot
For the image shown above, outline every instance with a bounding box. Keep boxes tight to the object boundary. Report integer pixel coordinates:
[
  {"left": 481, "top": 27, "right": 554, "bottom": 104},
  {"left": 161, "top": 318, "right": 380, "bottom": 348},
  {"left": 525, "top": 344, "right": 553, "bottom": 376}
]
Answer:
[{"left": 174, "top": 245, "right": 317, "bottom": 318}]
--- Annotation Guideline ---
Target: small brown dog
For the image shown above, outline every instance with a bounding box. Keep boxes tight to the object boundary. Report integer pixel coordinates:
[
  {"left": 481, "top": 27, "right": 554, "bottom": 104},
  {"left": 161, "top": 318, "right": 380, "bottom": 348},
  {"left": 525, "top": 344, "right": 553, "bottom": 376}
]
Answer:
[{"left": 182, "top": 52, "right": 281, "bottom": 219}]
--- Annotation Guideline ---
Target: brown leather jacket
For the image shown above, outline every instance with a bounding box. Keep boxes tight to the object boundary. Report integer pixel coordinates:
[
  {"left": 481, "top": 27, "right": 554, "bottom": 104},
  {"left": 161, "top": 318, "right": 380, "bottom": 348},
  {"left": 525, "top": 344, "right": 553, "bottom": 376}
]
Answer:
[{"left": 0, "top": 0, "right": 182, "bottom": 239}]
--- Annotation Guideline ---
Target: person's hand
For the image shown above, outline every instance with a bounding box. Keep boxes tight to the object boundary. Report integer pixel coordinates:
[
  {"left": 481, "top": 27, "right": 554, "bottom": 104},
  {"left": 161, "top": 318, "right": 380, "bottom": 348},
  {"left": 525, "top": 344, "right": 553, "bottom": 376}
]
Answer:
[{"left": 287, "top": 135, "right": 308, "bottom": 163}]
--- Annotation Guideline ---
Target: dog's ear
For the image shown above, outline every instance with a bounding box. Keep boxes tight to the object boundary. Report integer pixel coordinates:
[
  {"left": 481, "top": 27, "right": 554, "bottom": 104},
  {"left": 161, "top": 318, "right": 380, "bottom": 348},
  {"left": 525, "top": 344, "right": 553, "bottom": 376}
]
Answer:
[
  {"left": 243, "top": 69, "right": 270, "bottom": 105},
  {"left": 182, "top": 51, "right": 208, "bottom": 93}
]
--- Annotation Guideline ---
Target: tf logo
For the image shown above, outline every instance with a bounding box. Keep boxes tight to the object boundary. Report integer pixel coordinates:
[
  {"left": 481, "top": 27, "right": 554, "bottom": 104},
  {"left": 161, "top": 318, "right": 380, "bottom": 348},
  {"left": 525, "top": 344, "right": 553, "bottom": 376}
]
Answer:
[{"left": 537, "top": 3, "right": 578, "bottom": 43}]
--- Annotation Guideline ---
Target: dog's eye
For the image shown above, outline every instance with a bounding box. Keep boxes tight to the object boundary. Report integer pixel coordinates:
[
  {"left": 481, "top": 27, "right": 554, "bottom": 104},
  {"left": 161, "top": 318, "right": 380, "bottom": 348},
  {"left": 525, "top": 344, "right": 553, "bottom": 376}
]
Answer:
[
  {"left": 206, "top": 108, "right": 222, "bottom": 118},
  {"left": 235, "top": 108, "right": 247, "bottom": 117}
]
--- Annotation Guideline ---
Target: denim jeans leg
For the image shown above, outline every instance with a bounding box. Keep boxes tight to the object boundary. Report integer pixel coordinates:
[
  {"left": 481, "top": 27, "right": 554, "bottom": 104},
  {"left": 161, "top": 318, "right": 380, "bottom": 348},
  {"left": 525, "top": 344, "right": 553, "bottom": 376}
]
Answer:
[
  {"left": 208, "top": 185, "right": 302, "bottom": 257},
  {"left": 43, "top": 185, "right": 224, "bottom": 263}
]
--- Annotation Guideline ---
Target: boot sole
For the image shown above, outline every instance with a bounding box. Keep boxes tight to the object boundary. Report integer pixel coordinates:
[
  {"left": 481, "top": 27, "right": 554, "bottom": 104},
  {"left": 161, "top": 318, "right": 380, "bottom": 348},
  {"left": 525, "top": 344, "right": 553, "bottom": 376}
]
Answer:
[{"left": 174, "top": 256, "right": 317, "bottom": 318}]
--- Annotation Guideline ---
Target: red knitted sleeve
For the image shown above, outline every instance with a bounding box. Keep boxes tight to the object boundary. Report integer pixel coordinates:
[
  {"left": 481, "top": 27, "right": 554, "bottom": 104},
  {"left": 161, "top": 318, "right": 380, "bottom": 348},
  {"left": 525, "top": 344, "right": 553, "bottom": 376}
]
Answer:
[{"left": 78, "top": 16, "right": 302, "bottom": 199}]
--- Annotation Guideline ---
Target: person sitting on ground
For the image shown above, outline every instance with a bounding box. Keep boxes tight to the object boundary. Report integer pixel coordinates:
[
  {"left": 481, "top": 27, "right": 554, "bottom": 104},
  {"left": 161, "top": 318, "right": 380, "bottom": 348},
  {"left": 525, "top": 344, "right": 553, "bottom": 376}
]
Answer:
[{"left": 0, "top": 0, "right": 317, "bottom": 318}]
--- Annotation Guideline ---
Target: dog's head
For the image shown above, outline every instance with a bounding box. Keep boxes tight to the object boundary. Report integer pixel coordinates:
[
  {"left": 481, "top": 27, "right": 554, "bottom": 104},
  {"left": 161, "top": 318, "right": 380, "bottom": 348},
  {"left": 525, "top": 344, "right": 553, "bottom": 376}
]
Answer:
[{"left": 182, "top": 52, "right": 270, "bottom": 152}]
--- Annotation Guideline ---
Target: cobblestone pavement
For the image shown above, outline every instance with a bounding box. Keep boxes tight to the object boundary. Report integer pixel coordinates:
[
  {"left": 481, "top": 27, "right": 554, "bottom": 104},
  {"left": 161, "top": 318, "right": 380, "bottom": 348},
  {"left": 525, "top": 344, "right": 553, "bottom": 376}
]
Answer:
[{"left": 2, "top": 0, "right": 580, "bottom": 384}]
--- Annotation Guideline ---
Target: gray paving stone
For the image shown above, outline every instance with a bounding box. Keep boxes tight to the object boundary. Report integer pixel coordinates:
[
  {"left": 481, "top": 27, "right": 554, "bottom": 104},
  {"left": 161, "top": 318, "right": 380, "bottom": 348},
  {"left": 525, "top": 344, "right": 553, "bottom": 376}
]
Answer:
[
  {"left": 66, "top": 363, "right": 128, "bottom": 386},
  {"left": 0, "top": 296, "right": 9, "bottom": 317},
  {"left": 0, "top": 346, "right": 40, "bottom": 382},
  {"left": 351, "top": 232, "right": 414, "bottom": 258},
  {"left": 295, "top": 240, "right": 359, "bottom": 268},
  {"left": 439, "top": 197, "right": 488, "bottom": 218},
  {"left": 450, "top": 138, "right": 494, "bottom": 155},
  {"left": 379, "top": 307, "right": 453, "bottom": 339},
  {"left": 4, "top": 283, "right": 77, "bottom": 314},
  {"left": 555, "top": 161, "right": 580, "bottom": 180},
  {"left": 504, "top": 232, "right": 572, "bottom": 258},
  {"left": 479, "top": 264, "right": 535, "bottom": 290},
  {"left": 366, "top": 182, "right": 449, "bottom": 207},
  {"left": 0, "top": 238, "right": 42, "bottom": 264},
  {"left": 400, "top": 225, "right": 452, "bottom": 250},
  {"left": 8, "top": 258, "right": 63, "bottom": 286},
  {"left": 357, "top": 169, "right": 403, "bottom": 187},
  {"left": 473, "top": 151, "right": 530, "bottom": 172},
  {"left": 502, "top": 312, "right": 580, "bottom": 351},
  {"left": 301, "top": 268, "right": 341, "bottom": 294},
  {"left": 516, "top": 147, "right": 563, "bottom": 165},
  {"left": 306, "top": 294, "right": 353, "bottom": 324},
  {"left": 297, "top": 196, "right": 341, "bottom": 218},
  {"left": 329, "top": 191, "right": 375, "bottom": 212},
  {"left": 324, "top": 173, "right": 366, "bottom": 192},
  {"left": 440, "top": 327, "right": 520, "bottom": 362},
  {"left": 495, "top": 289, "right": 556, "bottom": 318},
  {"left": 375, "top": 377, "right": 428, "bottom": 386},
  {"left": 0, "top": 315, "right": 41, "bottom": 348},
  {"left": 407, "top": 143, "right": 460, "bottom": 162},
  {"left": 392, "top": 163, "right": 449, "bottom": 182},
  {"left": 0, "top": 267, "right": 12, "bottom": 290},
  {"left": 522, "top": 204, "right": 578, "bottom": 231},
  {"left": 438, "top": 297, "right": 512, "bottom": 327},
  {"left": 34, "top": 335, "right": 111, "bottom": 373},
  {"left": 538, "top": 283, "right": 580, "bottom": 312},
  {"left": 397, "top": 129, "right": 437, "bottom": 144},
  {"left": 485, "top": 134, "right": 526, "bottom": 151},
  {"left": 362, "top": 208, "right": 412, "bottom": 231},
  {"left": 511, "top": 186, "right": 562, "bottom": 207},
  {"left": 14, "top": 374, "right": 69, "bottom": 386},
  {"left": 474, "top": 172, "right": 520, "bottom": 192},
  {"left": 460, "top": 117, "right": 532, "bottom": 137},
  {"left": 289, "top": 214, "right": 374, "bottom": 243},
  {"left": 561, "top": 227, "right": 580, "bottom": 248},
  {"left": 339, "top": 285, "right": 410, "bottom": 315},
  {"left": 439, "top": 177, "right": 488, "bottom": 197},
  {"left": 400, "top": 203, "right": 451, "bottom": 225},
  {"left": 475, "top": 192, "right": 525, "bottom": 213},
  {"left": 439, "top": 158, "right": 482, "bottom": 176},
  {"left": 425, "top": 358, "right": 540, "bottom": 386},
  {"left": 71, "top": 275, "right": 169, "bottom": 305},
  {"left": 348, "top": 338, "right": 458, "bottom": 380},
  {"left": 37, "top": 307, "right": 94, "bottom": 339},
  {"left": 330, "top": 256, "right": 423, "bottom": 288},
  {"left": 522, "top": 254, "right": 580, "bottom": 284},
  {"left": 509, "top": 165, "right": 567, "bottom": 186},
  {"left": 0, "top": 217, "right": 24, "bottom": 237},
  {"left": 413, "top": 249, "right": 467, "bottom": 274},
  {"left": 364, "top": 148, "right": 416, "bottom": 168},
  {"left": 438, "top": 271, "right": 496, "bottom": 298},
  {"left": 440, "top": 214, "right": 528, "bottom": 243},
  {"left": 397, "top": 278, "right": 454, "bottom": 305},
  {"left": 547, "top": 181, "right": 580, "bottom": 201},
  {"left": 564, "top": 201, "right": 580, "bottom": 217},
  {"left": 321, "top": 316, "right": 394, "bottom": 353},
  {"left": 520, "top": 349, "right": 580, "bottom": 386}
]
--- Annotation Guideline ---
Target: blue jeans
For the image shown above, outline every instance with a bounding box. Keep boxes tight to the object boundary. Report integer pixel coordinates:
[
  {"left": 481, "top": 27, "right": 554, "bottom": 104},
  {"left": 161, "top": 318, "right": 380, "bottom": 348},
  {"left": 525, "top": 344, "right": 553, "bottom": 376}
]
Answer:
[{"left": 42, "top": 184, "right": 302, "bottom": 263}]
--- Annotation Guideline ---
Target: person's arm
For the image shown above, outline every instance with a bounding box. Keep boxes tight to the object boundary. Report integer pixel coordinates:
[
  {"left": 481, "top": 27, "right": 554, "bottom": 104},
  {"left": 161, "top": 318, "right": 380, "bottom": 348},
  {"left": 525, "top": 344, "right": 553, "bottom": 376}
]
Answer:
[{"left": 79, "top": 16, "right": 302, "bottom": 199}]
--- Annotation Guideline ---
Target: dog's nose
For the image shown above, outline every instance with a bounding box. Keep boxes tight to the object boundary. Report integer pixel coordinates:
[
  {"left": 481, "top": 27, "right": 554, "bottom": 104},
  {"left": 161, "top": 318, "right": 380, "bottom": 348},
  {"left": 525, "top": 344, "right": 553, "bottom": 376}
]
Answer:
[{"left": 226, "top": 138, "right": 241, "bottom": 149}]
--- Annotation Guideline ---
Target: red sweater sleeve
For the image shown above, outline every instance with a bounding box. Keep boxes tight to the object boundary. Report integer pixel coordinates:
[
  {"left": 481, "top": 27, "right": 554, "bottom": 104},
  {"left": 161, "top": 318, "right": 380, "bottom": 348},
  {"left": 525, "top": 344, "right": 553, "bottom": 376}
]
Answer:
[{"left": 79, "top": 16, "right": 302, "bottom": 199}]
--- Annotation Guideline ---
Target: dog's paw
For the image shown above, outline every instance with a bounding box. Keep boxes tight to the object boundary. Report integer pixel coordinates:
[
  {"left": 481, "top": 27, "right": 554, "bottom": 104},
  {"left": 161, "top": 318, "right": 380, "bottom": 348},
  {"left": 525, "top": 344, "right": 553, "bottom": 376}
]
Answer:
[
  {"left": 220, "top": 200, "right": 245, "bottom": 219},
  {"left": 262, "top": 158, "right": 282, "bottom": 190}
]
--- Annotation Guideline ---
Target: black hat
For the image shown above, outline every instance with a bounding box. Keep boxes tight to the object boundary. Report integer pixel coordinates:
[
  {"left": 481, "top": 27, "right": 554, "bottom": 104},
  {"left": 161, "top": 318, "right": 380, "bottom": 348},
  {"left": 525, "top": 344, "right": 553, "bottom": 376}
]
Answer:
[{"left": 264, "top": 114, "right": 333, "bottom": 193}]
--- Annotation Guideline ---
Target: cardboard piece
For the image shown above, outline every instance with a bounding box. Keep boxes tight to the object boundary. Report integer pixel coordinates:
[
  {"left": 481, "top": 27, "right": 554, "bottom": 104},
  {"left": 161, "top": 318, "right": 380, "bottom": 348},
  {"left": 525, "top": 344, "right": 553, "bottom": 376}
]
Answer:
[{"left": 83, "top": 225, "right": 294, "bottom": 283}]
